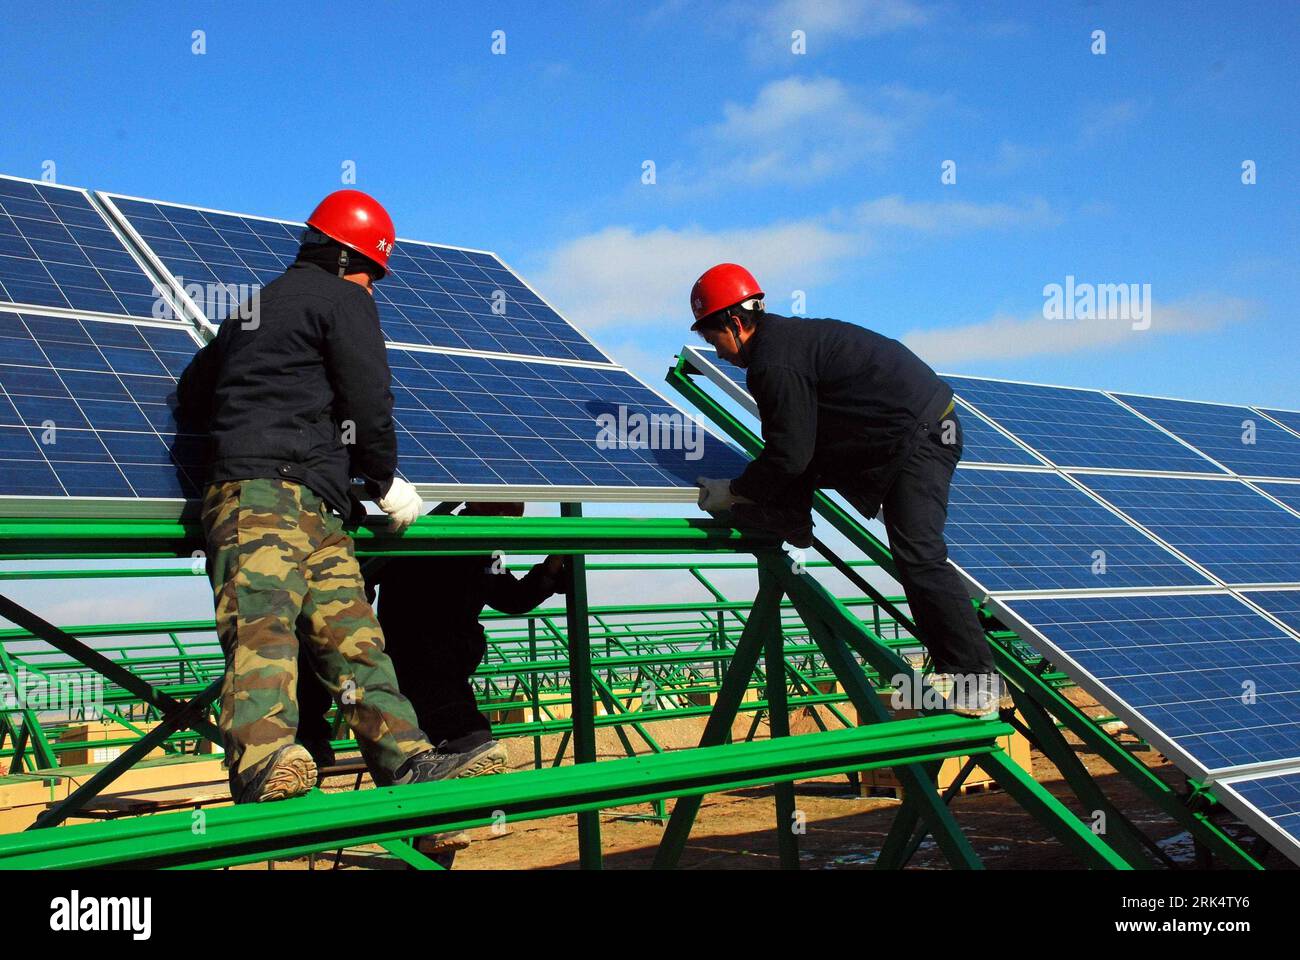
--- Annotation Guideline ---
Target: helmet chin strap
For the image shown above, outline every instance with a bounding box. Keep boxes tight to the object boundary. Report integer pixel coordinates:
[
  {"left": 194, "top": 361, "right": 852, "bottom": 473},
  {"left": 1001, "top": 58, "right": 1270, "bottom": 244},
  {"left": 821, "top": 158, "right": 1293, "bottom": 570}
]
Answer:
[
  {"left": 730, "top": 316, "right": 750, "bottom": 366},
  {"left": 337, "top": 246, "right": 351, "bottom": 278}
]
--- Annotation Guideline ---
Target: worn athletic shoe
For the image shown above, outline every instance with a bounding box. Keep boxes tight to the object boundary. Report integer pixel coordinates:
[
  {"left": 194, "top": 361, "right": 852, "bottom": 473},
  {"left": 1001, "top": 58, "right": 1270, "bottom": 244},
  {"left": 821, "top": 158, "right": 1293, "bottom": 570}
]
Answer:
[
  {"left": 395, "top": 739, "right": 509, "bottom": 785},
  {"left": 729, "top": 503, "right": 815, "bottom": 549},
  {"left": 234, "top": 743, "right": 318, "bottom": 804},
  {"left": 945, "top": 672, "right": 1007, "bottom": 719}
]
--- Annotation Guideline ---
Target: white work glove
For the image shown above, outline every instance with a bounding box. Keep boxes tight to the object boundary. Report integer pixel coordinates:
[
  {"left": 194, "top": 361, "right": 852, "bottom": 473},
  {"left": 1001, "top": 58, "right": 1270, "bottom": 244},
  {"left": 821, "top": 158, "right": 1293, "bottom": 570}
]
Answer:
[
  {"left": 696, "top": 477, "right": 752, "bottom": 512},
  {"left": 378, "top": 477, "right": 423, "bottom": 533}
]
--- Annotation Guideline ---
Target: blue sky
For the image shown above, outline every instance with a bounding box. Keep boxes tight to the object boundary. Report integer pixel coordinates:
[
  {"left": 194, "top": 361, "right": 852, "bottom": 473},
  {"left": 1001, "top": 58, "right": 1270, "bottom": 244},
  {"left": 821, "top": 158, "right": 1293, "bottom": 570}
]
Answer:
[{"left": 0, "top": 1, "right": 1297, "bottom": 622}]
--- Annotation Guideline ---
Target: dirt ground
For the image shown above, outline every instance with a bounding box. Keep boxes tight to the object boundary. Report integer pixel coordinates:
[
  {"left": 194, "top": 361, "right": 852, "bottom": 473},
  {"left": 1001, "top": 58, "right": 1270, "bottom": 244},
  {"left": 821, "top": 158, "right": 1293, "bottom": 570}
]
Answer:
[{"left": 249, "top": 687, "right": 1290, "bottom": 871}]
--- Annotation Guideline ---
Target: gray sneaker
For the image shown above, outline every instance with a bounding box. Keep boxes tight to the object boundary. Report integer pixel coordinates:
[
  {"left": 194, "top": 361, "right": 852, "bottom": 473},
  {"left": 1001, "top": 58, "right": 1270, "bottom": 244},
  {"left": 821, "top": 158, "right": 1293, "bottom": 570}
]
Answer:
[
  {"left": 396, "top": 739, "right": 509, "bottom": 785},
  {"left": 946, "top": 672, "right": 1006, "bottom": 719},
  {"left": 234, "top": 743, "right": 318, "bottom": 804}
]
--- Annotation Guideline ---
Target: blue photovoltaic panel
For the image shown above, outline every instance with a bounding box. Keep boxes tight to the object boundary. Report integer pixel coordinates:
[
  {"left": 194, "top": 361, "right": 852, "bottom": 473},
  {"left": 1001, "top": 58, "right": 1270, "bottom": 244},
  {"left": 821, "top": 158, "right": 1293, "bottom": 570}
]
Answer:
[
  {"left": 950, "top": 400, "right": 1045, "bottom": 466},
  {"left": 1242, "top": 590, "right": 1300, "bottom": 635},
  {"left": 942, "top": 468, "right": 1211, "bottom": 592},
  {"left": 107, "top": 195, "right": 610, "bottom": 363},
  {"left": 693, "top": 348, "right": 1042, "bottom": 466},
  {"left": 1260, "top": 407, "right": 1300, "bottom": 438},
  {"left": 1219, "top": 773, "right": 1300, "bottom": 858},
  {"left": 945, "top": 376, "right": 1226, "bottom": 474},
  {"left": 1007, "top": 592, "right": 1300, "bottom": 773},
  {"left": 1255, "top": 481, "right": 1300, "bottom": 516},
  {"left": 0, "top": 310, "right": 206, "bottom": 499},
  {"left": 0, "top": 178, "right": 161, "bottom": 318},
  {"left": 1115, "top": 393, "right": 1300, "bottom": 480},
  {"left": 1074, "top": 473, "right": 1300, "bottom": 585},
  {"left": 387, "top": 349, "right": 745, "bottom": 488}
]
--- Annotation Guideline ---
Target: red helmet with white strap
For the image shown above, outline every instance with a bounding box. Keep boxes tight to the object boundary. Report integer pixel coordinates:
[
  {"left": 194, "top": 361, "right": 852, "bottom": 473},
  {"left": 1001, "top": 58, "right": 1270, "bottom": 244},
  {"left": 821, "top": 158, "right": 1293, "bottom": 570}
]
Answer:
[
  {"left": 305, "top": 189, "right": 396, "bottom": 277},
  {"left": 690, "top": 263, "right": 764, "bottom": 329}
]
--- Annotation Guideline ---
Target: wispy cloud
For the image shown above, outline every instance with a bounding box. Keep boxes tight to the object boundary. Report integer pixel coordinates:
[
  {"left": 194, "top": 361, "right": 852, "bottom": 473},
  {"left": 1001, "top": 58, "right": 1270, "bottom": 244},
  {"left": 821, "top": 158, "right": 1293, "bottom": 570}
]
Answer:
[
  {"left": 853, "top": 194, "right": 1057, "bottom": 232},
  {"left": 533, "top": 219, "right": 862, "bottom": 330},
  {"left": 533, "top": 194, "right": 1055, "bottom": 330},
  {"left": 1079, "top": 98, "right": 1145, "bottom": 144},
  {"left": 902, "top": 296, "right": 1252, "bottom": 365},
  {"left": 757, "top": 0, "right": 931, "bottom": 45},
  {"left": 678, "top": 77, "right": 941, "bottom": 191}
]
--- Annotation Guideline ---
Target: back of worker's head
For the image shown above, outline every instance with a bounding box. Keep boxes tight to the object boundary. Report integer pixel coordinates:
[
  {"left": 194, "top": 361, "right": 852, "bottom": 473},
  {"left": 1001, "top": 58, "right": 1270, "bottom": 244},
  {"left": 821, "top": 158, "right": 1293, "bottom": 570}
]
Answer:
[
  {"left": 460, "top": 501, "right": 526, "bottom": 518},
  {"left": 301, "top": 189, "right": 396, "bottom": 281}
]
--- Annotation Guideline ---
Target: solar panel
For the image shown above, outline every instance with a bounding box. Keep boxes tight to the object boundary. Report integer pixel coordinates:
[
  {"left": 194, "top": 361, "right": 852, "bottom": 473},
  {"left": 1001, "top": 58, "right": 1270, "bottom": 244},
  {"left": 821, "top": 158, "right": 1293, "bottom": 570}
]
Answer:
[
  {"left": 1254, "top": 481, "right": 1300, "bottom": 516},
  {"left": 386, "top": 348, "right": 745, "bottom": 491},
  {"left": 1005, "top": 592, "right": 1300, "bottom": 774},
  {"left": 1073, "top": 473, "right": 1300, "bottom": 586},
  {"left": 1242, "top": 590, "right": 1300, "bottom": 635},
  {"left": 1214, "top": 772, "right": 1300, "bottom": 865},
  {"left": 102, "top": 193, "right": 611, "bottom": 363},
  {"left": 943, "top": 468, "right": 1213, "bottom": 592},
  {"left": 0, "top": 309, "right": 206, "bottom": 503},
  {"left": 1260, "top": 407, "right": 1300, "bottom": 438},
  {"left": 944, "top": 376, "right": 1227, "bottom": 474},
  {"left": 1115, "top": 393, "right": 1300, "bottom": 480},
  {"left": 0, "top": 177, "right": 164, "bottom": 319}
]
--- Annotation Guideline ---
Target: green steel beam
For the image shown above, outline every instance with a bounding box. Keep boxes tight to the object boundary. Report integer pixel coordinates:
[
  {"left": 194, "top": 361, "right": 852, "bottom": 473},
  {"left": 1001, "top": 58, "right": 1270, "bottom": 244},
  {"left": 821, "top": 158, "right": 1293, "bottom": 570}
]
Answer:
[{"left": 0, "top": 713, "right": 1013, "bottom": 870}]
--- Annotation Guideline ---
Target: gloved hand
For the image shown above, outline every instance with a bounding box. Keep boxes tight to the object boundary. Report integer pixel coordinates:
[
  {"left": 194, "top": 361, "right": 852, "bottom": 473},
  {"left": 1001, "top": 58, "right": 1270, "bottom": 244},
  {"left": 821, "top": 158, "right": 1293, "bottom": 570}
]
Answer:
[
  {"left": 378, "top": 477, "right": 423, "bottom": 533},
  {"left": 696, "top": 477, "right": 752, "bottom": 512}
]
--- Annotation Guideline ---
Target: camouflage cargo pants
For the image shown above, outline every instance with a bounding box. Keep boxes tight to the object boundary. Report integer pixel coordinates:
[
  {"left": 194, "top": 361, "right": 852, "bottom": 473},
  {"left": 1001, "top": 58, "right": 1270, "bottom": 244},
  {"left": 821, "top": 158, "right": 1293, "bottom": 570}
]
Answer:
[{"left": 202, "top": 478, "right": 432, "bottom": 792}]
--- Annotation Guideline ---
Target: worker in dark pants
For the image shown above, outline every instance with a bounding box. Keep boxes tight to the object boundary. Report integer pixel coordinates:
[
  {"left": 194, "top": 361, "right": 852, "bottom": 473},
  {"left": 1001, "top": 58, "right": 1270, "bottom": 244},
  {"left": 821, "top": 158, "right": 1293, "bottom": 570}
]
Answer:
[
  {"left": 296, "top": 501, "right": 566, "bottom": 857},
  {"left": 688, "top": 263, "right": 1005, "bottom": 718}
]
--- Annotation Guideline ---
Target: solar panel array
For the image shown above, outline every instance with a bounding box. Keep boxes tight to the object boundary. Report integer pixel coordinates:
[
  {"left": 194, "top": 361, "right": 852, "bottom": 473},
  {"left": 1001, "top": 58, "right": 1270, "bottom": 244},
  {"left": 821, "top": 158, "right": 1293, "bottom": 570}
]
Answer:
[
  {"left": 0, "top": 172, "right": 744, "bottom": 513},
  {"left": 103, "top": 194, "right": 611, "bottom": 363},
  {"left": 681, "top": 341, "right": 1300, "bottom": 862}
]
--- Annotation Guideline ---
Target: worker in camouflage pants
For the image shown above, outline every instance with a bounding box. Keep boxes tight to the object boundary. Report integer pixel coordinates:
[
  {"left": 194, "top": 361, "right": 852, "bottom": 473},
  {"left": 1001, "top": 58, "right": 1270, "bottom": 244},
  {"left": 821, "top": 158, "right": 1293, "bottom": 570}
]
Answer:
[
  {"left": 202, "top": 478, "right": 432, "bottom": 797},
  {"left": 178, "top": 190, "right": 453, "bottom": 803}
]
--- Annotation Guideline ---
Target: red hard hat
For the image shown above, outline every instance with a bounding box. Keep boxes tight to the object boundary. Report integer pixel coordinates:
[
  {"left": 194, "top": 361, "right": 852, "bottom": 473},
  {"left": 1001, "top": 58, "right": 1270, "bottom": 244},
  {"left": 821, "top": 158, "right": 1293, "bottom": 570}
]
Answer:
[
  {"left": 305, "top": 189, "right": 396, "bottom": 277},
  {"left": 690, "top": 263, "right": 764, "bottom": 328}
]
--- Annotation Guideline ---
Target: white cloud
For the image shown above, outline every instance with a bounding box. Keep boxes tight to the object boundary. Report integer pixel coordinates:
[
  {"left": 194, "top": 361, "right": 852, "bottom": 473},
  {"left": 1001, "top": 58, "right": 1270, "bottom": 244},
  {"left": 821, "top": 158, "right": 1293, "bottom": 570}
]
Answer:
[
  {"left": 532, "top": 194, "right": 1056, "bottom": 331},
  {"left": 902, "top": 296, "right": 1251, "bottom": 366},
  {"left": 533, "top": 219, "right": 862, "bottom": 330},
  {"left": 761, "top": 0, "right": 930, "bottom": 38},
  {"left": 685, "top": 77, "right": 939, "bottom": 189},
  {"left": 1079, "top": 99, "right": 1145, "bottom": 143},
  {"left": 853, "top": 195, "right": 1057, "bottom": 232}
]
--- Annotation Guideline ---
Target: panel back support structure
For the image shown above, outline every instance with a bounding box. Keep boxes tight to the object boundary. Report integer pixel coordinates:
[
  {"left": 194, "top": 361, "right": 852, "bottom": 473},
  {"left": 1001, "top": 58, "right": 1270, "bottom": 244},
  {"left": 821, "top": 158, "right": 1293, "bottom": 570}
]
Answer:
[{"left": 668, "top": 348, "right": 1266, "bottom": 869}]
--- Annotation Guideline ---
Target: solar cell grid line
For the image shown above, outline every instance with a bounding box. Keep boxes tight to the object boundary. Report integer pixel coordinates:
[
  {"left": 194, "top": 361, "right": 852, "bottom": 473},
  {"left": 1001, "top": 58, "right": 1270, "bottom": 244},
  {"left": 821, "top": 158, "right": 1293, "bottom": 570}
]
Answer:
[
  {"left": 1214, "top": 772, "right": 1300, "bottom": 866},
  {"left": 385, "top": 347, "right": 746, "bottom": 493},
  {"left": 1112, "top": 392, "right": 1300, "bottom": 481},
  {"left": 99, "top": 192, "right": 612, "bottom": 364},
  {"left": 942, "top": 466, "right": 1214, "bottom": 593},
  {"left": 1252, "top": 481, "right": 1300, "bottom": 518},
  {"left": 0, "top": 175, "right": 168, "bottom": 319},
  {"left": 681, "top": 345, "right": 1048, "bottom": 467},
  {"left": 1258, "top": 407, "right": 1300, "bottom": 439},
  {"left": 1002, "top": 591, "right": 1300, "bottom": 776},
  {"left": 1241, "top": 590, "right": 1300, "bottom": 637},
  {"left": 0, "top": 309, "right": 207, "bottom": 505},
  {"left": 1072, "top": 473, "right": 1300, "bottom": 586},
  {"left": 943, "top": 374, "right": 1229, "bottom": 475}
]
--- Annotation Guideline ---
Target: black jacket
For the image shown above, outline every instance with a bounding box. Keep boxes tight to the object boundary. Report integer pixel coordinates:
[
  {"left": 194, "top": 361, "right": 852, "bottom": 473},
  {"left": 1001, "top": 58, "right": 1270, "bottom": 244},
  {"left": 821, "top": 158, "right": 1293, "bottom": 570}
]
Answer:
[
  {"left": 175, "top": 260, "right": 398, "bottom": 517},
  {"left": 731, "top": 313, "right": 953, "bottom": 506},
  {"left": 366, "top": 555, "right": 565, "bottom": 647}
]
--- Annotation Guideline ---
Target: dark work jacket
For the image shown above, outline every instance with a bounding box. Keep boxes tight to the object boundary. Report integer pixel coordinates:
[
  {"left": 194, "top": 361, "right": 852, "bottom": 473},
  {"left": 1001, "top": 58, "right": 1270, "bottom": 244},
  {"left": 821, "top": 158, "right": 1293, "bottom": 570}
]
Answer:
[
  {"left": 365, "top": 555, "right": 565, "bottom": 649},
  {"left": 175, "top": 260, "right": 397, "bottom": 518},
  {"left": 731, "top": 313, "right": 954, "bottom": 510}
]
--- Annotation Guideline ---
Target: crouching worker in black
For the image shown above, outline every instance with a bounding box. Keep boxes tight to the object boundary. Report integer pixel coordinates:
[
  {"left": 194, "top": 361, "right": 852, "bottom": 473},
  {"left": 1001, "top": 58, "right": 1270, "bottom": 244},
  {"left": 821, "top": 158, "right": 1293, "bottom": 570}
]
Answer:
[
  {"left": 687, "top": 263, "right": 1006, "bottom": 719},
  {"left": 296, "top": 501, "right": 566, "bottom": 854}
]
